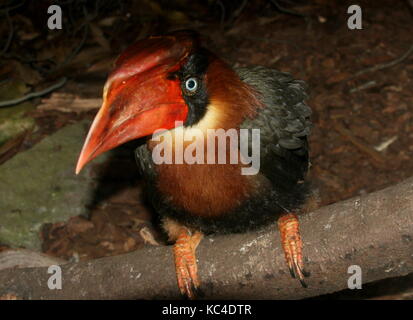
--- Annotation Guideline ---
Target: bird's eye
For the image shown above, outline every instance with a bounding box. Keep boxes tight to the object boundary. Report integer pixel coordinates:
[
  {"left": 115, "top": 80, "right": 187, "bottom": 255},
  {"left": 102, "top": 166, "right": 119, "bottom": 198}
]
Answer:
[{"left": 184, "top": 77, "right": 198, "bottom": 94}]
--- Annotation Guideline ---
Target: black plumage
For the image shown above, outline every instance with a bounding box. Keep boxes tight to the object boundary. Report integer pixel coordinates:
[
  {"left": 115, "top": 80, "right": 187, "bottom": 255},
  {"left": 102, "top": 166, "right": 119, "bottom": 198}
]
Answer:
[{"left": 168, "top": 49, "right": 211, "bottom": 126}]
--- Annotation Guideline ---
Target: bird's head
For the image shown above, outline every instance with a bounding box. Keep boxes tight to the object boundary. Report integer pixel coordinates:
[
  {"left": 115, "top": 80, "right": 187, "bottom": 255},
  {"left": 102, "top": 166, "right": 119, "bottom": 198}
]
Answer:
[{"left": 76, "top": 30, "right": 259, "bottom": 174}]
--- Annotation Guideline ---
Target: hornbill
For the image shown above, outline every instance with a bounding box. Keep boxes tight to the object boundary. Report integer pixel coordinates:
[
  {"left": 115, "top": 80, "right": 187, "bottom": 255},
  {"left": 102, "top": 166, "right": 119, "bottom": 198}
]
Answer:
[{"left": 76, "top": 31, "right": 312, "bottom": 299}]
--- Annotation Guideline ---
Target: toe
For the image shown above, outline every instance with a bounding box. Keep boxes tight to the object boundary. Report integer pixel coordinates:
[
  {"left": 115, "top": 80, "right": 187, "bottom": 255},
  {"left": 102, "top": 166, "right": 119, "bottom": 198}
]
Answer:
[{"left": 278, "top": 213, "right": 308, "bottom": 287}]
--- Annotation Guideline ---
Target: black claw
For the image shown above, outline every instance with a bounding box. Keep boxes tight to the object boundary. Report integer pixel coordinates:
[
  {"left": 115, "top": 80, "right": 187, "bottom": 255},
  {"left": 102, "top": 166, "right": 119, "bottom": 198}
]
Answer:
[
  {"left": 290, "top": 264, "right": 309, "bottom": 287},
  {"left": 182, "top": 290, "right": 194, "bottom": 300},
  {"left": 299, "top": 279, "right": 308, "bottom": 288},
  {"left": 193, "top": 286, "right": 205, "bottom": 299},
  {"left": 181, "top": 284, "right": 203, "bottom": 300},
  {"left": 180, "top": 288, "right": 190, "bottom": 300},
  {"left": 180, "top": 284, "right": 194, "bottom": 300},
  {"left": 296, "top": 263, "right": 310, "bottom": 278},
  {"left": 289, "top": 267, "right": 296, "bottom": 279}
]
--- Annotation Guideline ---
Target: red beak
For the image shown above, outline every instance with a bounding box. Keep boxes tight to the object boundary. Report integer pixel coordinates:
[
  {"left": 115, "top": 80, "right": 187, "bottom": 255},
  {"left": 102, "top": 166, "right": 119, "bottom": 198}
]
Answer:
[{"left": 76, "top": 32, "right": 196, "bottom": 174}]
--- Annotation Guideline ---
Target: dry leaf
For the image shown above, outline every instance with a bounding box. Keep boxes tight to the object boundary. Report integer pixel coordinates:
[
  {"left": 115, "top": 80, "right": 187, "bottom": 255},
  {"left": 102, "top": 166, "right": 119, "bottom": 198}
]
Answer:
[{"left": 139, "top": 227, "right": 160, "bottom": 246}]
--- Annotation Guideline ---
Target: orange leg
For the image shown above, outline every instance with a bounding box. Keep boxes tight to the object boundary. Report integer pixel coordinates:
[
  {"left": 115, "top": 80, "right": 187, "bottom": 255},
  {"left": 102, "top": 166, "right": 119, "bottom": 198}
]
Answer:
[
  {"left": 278, "top": 213, "right": 308, "bottom": 287},
  {"left": 173, "top": 228, "right": 203, "bottom": 299}
]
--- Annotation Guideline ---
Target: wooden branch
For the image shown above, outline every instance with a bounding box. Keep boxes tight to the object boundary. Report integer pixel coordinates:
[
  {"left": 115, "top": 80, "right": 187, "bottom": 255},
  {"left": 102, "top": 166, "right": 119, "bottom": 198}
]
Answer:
[
  {"left": 1, "top": 177, "right": 413, "bottom": 300},
  {"left": 39, "top": 93, "right": 101, "bottom": 113}
]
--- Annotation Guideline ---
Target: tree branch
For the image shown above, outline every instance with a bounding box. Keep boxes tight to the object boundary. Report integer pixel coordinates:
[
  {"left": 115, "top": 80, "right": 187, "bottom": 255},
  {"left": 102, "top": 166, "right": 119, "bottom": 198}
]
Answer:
[{"left": 1, "top": 177, "right": 413, "bottom": 299}]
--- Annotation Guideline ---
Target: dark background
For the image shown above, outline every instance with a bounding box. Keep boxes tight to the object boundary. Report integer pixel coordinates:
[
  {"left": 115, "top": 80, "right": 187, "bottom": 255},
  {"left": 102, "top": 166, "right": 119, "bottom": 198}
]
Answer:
[{"left": 0, "top": 0, "right": 412, "bottom": 299}]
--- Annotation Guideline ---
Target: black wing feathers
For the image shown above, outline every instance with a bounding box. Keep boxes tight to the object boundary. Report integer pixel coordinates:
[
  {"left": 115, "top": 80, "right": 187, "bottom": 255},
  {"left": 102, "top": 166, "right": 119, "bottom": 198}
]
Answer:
[{"left": 237, "top": 66, "right": 311, "bottom": 188}]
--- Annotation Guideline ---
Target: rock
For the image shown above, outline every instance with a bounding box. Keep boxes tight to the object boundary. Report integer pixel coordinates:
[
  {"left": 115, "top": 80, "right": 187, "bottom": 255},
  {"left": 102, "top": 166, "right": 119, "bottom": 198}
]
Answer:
[
  {"left": 0, "top": 80, "right": 36, "bottom": 148},
  {"left": 0, "top": 120, "right": 112, "bottom": 250}
]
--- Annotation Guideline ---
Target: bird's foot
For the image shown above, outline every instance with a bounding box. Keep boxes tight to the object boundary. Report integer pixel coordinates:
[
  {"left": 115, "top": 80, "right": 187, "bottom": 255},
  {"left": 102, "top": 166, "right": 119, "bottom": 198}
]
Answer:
[
  {"left": 173, "top": 228, "right": 203, "bottom": 299},
  {"left": 278, "top": 213, "right": 309, "bottom": 287}
]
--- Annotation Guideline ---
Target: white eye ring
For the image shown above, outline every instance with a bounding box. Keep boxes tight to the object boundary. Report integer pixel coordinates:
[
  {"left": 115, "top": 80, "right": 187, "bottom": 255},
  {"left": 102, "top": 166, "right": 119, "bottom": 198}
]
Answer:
[{"left": 185, "top": 77, "right": 198, "bottom": 93}]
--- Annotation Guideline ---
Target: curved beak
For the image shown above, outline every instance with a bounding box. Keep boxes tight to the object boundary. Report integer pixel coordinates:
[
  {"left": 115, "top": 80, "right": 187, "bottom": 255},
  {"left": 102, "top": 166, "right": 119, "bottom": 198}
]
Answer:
[{"left": 75, "top": 67, "right": 187, "bottom": 174}]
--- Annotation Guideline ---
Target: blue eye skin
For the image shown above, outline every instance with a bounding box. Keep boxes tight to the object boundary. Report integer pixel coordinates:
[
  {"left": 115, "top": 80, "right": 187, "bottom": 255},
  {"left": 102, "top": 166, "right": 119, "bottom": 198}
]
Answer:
[{"left": 185, "top": 77, "right": 198, "bottom": 93}]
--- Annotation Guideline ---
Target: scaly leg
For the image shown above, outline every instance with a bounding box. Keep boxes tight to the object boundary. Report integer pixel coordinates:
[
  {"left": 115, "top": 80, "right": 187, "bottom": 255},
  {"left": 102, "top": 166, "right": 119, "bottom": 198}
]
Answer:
[
  {"left": 173, "top": 228, "right": 203, "bottom": 299},
  {"left": 278, "top": 213, "right": 308, "bottom": 287}
]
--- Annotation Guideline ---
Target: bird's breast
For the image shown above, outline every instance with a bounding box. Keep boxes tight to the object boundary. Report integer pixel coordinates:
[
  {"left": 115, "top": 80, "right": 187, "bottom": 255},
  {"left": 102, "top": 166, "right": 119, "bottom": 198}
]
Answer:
[
  {"left": 156, "top": 162, "right": 253, "bottom": 217},
  {"left": 148, "top": 131, "right": 261, "bottom": 218}
]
